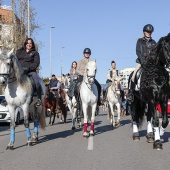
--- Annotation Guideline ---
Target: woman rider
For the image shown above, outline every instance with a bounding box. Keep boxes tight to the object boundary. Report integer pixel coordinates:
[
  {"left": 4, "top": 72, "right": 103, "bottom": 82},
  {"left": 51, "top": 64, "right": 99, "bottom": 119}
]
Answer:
[{"left": 16, "top": 38, "right": 42, "bottom": 107}]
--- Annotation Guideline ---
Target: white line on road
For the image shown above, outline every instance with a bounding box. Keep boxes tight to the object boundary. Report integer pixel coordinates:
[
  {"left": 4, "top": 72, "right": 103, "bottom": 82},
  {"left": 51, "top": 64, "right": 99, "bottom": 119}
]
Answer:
[{"left": 87, "top": 136, "right": 94, "bottom": 150}]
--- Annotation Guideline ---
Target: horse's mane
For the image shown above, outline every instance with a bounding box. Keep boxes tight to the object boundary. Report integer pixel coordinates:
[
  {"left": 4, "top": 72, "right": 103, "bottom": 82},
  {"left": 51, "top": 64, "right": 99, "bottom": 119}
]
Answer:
[
  {"left": 12, "top": 55, "right": 31, "bottom": 90},
  {"left": 0, "top": 50, "right": 31, "bottom": 90}
]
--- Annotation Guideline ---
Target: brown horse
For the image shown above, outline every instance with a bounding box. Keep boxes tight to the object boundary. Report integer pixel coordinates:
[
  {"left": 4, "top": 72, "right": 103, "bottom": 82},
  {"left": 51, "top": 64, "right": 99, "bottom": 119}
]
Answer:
[
  {"left": 44, "top": 91, "right": 57, "bottom": 125},
  {"left": 56, "top": 88, "right": 67, "bottom": 123}
]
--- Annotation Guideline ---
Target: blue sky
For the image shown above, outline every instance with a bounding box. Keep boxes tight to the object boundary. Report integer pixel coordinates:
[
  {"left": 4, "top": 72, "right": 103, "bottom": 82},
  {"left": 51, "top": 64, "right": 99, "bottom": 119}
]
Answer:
[{"left": 3, "top": 0, "right": 170, "bottom": 83}]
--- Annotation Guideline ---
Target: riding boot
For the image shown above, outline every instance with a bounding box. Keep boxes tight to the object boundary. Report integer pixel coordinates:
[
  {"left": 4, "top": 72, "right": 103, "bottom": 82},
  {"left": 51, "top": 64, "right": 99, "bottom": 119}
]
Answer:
[
  {"left": 36, "top": 86, "right": 42, "bottom": 107},
  {"left": 103, "top": 90, "right": 106, "bottom": 102},
  {"left": 126, "top": 81, "right": 135, "bottom": 102},
  {"left": 74, "top": 92, "right": 80, "bottom": 108}
]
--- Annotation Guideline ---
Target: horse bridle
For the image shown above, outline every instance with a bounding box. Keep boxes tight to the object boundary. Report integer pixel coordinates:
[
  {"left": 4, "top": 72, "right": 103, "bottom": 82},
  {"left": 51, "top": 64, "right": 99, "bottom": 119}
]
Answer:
[{"left": 0, "top": 56, "right": 16, "bottom": 84}]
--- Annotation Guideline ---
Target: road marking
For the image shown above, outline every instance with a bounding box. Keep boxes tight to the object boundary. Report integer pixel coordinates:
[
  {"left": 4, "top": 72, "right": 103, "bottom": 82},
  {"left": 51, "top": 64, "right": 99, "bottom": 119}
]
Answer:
[{"left": 87, "top": 136, "right": 93, "bottom": 150}]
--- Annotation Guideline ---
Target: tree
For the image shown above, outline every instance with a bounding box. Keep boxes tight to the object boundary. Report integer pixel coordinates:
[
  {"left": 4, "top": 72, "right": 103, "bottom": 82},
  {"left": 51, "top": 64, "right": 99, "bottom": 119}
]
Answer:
[{"left": 0, "top": 0, "right": 41, "bottom": 51}]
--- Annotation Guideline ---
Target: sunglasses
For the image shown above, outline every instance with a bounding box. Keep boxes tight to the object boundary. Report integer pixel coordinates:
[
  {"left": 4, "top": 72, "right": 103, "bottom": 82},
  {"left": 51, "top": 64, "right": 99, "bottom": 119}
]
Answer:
[{"left": 85, "top": 52, "right": 90, "bottom": 54}]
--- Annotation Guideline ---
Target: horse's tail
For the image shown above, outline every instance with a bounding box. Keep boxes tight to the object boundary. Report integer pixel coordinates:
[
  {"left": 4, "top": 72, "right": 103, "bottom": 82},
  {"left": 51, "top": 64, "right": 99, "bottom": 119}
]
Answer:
[{"left": 39, "top": 106, "right": 46, "bottom": 130}]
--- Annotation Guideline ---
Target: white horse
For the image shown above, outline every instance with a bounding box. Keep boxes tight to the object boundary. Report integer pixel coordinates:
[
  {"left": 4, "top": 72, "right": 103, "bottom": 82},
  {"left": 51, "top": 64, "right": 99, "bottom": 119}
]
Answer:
[
  {"left": 0, "top": 49, "right": 46, "bottom": 150},
  {"left": 107, "top": 77, "right": 122, "bottom": 127},
  {"left": 63, "top": 73, "right": 82, "bottom": 130},
  {"left": 80, "top": 60, "right": 98, "bottom": 137}
]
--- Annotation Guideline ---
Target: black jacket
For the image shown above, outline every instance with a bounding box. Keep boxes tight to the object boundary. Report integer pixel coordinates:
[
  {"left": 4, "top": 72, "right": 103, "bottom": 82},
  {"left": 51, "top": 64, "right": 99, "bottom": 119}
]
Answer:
[
  {"left": 136, "top": 37, "right": 156, "bottom": 64},
  {"left": 16, "top": 48, "right": 40, "bottom": 72}
]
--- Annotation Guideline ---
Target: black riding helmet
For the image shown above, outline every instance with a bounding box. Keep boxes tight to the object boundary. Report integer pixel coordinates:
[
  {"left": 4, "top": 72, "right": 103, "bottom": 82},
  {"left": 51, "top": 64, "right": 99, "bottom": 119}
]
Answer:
[
  {"left": 143, "top": 24, "right": 154, "bottom": 33},
  {"left": 83, "top": 48, "right": 91, "bottom": 55}
]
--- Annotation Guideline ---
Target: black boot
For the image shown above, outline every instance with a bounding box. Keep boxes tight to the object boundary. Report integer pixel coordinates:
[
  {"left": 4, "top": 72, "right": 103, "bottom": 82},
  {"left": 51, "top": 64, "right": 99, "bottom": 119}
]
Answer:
[
  {"left": 126, "top": 81, "right": 135, "bottom": 102},
  {"left": 36, "top": 86, "right": 42, "bottom": 107},
  {"left": 103, "top": 90, "right": 106, "bottom": 102}
]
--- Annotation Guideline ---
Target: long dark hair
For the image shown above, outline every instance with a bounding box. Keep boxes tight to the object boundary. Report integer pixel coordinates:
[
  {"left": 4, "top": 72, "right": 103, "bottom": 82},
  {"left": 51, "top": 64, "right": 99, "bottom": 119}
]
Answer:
[
  {"left": 23, "top": 38, "right": 36, "bottom": 51},
  {"left": 71, "top": 61, "right": 77, "bottom": 68}
]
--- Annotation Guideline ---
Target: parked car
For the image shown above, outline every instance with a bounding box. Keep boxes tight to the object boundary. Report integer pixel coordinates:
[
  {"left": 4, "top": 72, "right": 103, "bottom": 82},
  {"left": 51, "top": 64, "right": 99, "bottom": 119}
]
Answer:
[
  {"left": 0, "top": 95, "right": 24, "bottom": 124},
  {"left": 156, "top": 99, "right": 170, "bottom": 117}
]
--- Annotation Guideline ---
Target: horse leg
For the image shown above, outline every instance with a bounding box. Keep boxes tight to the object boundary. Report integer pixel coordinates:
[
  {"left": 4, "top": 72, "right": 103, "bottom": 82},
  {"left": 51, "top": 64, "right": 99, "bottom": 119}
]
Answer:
[
  {"left": 82, "top": 103, "right": 89, "bottom": 137},
  {"left": 32, "top": 122, "right": 39, "bottom": 142},
  {"left": 52, "top": 106, "right": 56, "bottom": 125},
  {"left": 160, "top": 102, "right": 169, "bottom": 136},
  {"left": 146, "top": 105, "right": 154, "bottom": 143},
  {"left": 90, "top": 104, "right": 97, "bottom": 136},
  {"left": 109, "top": 102, "right": 115, "bottom": 127},
  {"left": 22, "top": 105, "right": 32, "bottom": 146},
  {"left": 151, "top": 103, "right": 162, "bottom": 150},
  {"left": 48, "top": 110, "right": 52, "bottom": 125},
  {"left": 6, "top": 106, "right": 16, "bottom": 150},
  {"left": 116, "top": 103, "right": 121, "bottom": 126}
]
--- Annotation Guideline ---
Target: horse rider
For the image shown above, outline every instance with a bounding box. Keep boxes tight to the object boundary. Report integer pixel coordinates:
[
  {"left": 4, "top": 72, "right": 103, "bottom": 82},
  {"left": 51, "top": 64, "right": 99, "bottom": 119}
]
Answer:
[
  {"left": 66, "top": 61, "right": 78, "bottom": 98},
  {"left": 16, "top": 38, "right": 42, "bottom": 107},
  {"left": 49, "top": 74, "right": 60, "bottom": 96},
  {"left": 103, "top": 60, "right": 122, "bottom": 101},
  {"left": 74, "top": 48, "right": 102, "bottom": 107},
  {"left": 126, "top": 24, "right": 156, "bottom": 101},
  {"left": 69, "top": 61, "right": 78, "bottom": 80}
]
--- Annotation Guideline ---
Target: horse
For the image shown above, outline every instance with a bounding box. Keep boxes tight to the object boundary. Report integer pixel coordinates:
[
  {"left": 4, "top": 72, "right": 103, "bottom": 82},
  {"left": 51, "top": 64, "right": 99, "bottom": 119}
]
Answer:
[
  {"left": 80, "top": 60, "right": 98, "bottom": 137},
  {"left": 44, "top": 91, "right": 57, "bottom": 125},
  {"left": 56, "top": 87, "right": 67, "bottom": 123},
  {"left": 0, "top": 49, "right": 46, "bottom": 150},
  {"left": 106, "top": 77, "right": 122, "bottom": 127},
  {"left": 129, "top": 33, "right": 170, "bottom": 150},
  {"left": 63, "top": 73, "right": 82, "bottom": 130}
]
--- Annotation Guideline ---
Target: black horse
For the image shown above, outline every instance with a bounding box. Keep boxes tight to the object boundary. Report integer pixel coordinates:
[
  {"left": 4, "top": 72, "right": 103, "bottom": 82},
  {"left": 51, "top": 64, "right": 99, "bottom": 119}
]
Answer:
[{"left": 129, "top": 33, "right": 170, "bottom": 150}]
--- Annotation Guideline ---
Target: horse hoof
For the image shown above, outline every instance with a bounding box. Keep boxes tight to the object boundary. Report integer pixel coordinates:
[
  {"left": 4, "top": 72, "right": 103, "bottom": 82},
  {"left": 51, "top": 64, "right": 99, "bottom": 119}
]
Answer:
[
  {"left": 31, "top": 137, "right": 38, "bottom": 143},
  {"left": 27, "top": 141, "right": 32, "bottom": 146},
  {"left": 90, "top": 130, "right": 94, "bottom": 136},
  {"left": 116, "top": 120, "right": 121, "bottom": 126},
  {"left": 72, "top": 127, "right": 76, "bottom": 130},
  {"left": 83, "top": 132, "right": 89, "bottom": 138},
  {"left": 146, "top": 133, "right": 154, "bottom": 143},
  {"left": 60, "top": 120, "right": 63, "bottom": 122},
  {"left": 6, "top": 145, "right": 14, "bottom": 150},
  {"left": 153, "top": 140, "right": 163, "bottom": 150},
  {"left": 133, "top": 133, "right": 140, "bottom": 141},
  {"left": 48, "top": 123, "right": 52, "bottom": 126}
]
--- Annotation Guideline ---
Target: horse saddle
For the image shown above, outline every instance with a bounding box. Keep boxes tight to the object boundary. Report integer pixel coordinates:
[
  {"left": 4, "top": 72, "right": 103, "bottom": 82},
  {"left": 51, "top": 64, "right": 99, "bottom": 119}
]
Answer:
[{"left": 134, "top": 68, "right": 143, "bottom": 91}]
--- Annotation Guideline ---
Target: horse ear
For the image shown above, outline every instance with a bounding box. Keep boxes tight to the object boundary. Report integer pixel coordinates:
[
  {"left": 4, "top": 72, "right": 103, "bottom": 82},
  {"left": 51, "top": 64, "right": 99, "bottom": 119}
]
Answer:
[
  {"left": 62, "top": 74, "right": 65, "bottom": 77},
  {"left": 67, "top": 73, "right": 70, "bottom": 76},
  {"left": 94, "top": 59, "right": 96, "bottom": 63},
  {"left": 8, "top": 48, "right": 14, "bottom": 57}
]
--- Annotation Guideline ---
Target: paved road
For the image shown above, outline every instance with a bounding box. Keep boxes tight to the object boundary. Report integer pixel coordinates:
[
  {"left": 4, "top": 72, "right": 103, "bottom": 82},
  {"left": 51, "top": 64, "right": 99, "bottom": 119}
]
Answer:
[{"left": 0, "top": 108, "right": 170, "bottom": 170}]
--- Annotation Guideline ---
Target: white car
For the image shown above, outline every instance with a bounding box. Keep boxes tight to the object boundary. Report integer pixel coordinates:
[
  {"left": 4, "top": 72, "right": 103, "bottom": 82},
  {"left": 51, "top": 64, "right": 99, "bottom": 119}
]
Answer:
[{"left": 0, "top": 95, "right": 24, "bottom": 124}]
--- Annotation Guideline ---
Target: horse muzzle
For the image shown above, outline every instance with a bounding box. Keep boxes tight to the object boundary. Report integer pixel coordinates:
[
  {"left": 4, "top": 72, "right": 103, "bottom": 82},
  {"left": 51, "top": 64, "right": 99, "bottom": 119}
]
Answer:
[{"left": 0, "top": 77, "right": 7, "bottom": 85}]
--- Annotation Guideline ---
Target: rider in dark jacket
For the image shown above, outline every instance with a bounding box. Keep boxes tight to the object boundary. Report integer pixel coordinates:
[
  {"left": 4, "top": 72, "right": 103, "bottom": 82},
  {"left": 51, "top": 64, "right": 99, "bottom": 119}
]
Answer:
[
  {"left": 127, "top": 24, "right": 156, "bottom": 101},
  {"left": 16, "top": 38, "right": 42, "bottom": 107}
]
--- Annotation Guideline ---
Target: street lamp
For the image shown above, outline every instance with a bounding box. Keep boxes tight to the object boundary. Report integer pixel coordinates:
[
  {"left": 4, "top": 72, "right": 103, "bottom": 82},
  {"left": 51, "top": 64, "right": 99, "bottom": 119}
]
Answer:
[
  {"left": 60, "top": 47, "right": 65, "bottom": 81},
  {"left": 50, "top": 27, "right": 55, "bottom": 77},
  {"left": 27, "top": 0, "right": 30, "bottom": 37}
]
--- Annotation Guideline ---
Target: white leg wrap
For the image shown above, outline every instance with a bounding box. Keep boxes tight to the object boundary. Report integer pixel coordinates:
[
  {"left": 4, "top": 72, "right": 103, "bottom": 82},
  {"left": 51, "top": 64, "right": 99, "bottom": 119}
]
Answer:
[
  {"left": 133, "top": 122, "right": 138, "bottom": 133},
  {"left": 154, "top": 127, "right": 160, "bottom": 141},
  {"left": 160, "top": 126, "right": 165, "bottom": 136},
  {"left": 147, "top": 121, "right": 153, "bottom": 133}
]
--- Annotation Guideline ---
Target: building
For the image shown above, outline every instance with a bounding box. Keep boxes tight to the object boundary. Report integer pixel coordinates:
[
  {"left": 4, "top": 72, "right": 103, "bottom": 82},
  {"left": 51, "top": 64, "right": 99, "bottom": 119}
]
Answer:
[
  {"left": 118, "top": 67, "right": 135, "bottom": 89},
  {"left": 0, "top": 5, "right": 25, "bottom": 49}
]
